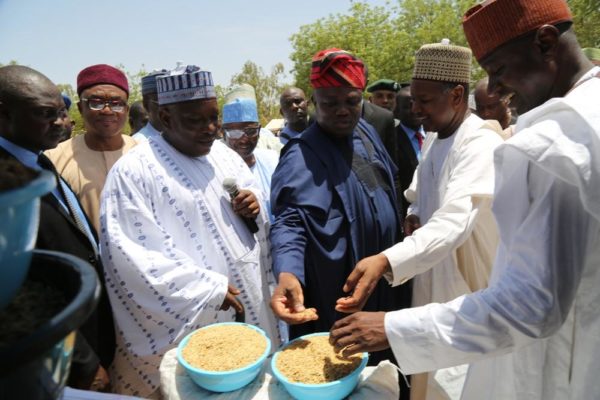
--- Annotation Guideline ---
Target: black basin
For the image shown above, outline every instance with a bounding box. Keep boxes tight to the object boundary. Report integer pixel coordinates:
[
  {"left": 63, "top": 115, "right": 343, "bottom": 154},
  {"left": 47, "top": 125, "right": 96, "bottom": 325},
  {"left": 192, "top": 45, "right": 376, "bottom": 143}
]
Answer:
[{"left": 0, "top": 250, "right": 100, "bottom": 400}]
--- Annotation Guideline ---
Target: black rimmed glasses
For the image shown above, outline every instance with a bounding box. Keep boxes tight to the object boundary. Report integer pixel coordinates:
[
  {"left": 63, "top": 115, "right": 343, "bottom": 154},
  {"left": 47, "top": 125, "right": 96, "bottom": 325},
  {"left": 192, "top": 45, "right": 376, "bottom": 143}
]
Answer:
[
  {"left": 81, "top": 98, "right": 127, "bottom": 112},
  {"left": 224, "top": 126, "right": 261, "bottom": 139}
]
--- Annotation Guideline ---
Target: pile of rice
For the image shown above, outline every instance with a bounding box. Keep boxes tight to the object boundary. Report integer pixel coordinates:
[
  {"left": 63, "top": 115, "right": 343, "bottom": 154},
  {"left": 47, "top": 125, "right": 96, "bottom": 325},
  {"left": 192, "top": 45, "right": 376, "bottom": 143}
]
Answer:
[
  {"left": 275, "top": 335, "right": 363, "bottom": 384},
  {"left": 0, "top": 280, "right": 66, "bottom": 348},
  {"left": 181, "top": 324, "right": 267, "bottom": 371}
]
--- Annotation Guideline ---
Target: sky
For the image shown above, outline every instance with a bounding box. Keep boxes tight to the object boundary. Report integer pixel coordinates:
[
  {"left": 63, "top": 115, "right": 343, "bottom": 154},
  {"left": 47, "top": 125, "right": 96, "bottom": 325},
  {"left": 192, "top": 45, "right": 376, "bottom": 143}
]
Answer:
[{"left": 0, "top": 0, "right": 389, "bottom": 89}]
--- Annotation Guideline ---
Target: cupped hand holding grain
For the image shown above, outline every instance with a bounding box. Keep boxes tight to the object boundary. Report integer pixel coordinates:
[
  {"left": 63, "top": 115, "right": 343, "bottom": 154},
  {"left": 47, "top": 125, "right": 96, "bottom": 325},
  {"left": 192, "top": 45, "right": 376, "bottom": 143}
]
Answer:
[
  {"left": 270, "top": 272, "right": 319, "bottom": 324},
  {"left": 329, "top": 311, "right": 390, "bottom": 358}
]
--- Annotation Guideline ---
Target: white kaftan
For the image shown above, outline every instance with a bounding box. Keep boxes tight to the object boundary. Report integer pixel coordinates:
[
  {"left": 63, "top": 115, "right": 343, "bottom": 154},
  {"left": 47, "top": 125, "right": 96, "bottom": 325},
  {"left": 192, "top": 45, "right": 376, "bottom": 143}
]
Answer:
[
  {"left": 385, "top": 69, "right": 600, "bottom": 400},
  {"left": 382, "top": 114, "right": 502, "bottom": 399},
  {"left": 100, "top": 137, "right": 280, "bottom": 398}
]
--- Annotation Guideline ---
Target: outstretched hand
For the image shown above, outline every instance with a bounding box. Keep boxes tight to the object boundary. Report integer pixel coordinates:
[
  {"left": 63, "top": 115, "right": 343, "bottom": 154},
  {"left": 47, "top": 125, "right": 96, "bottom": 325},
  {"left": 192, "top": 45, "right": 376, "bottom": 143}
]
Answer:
[
  {"left": 270, "top": 272, "right": 318, "bottom": 325},
  {"left": 335, "top": 253, "right": 391, "bottom": 313}
]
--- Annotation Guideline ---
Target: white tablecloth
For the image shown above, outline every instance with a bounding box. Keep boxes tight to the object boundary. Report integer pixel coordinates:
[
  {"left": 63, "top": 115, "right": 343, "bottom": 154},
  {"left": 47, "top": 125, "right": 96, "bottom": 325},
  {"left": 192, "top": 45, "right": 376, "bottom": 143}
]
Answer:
[{"left": 159, "top": 348, "right": 400, "bottom": 399}]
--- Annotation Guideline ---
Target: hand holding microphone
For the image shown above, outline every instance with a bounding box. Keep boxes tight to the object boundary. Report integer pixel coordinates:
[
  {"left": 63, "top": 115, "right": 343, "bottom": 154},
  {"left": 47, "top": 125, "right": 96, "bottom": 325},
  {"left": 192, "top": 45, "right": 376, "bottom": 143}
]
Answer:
[{"left": 222, "top": 178, "right": 259, "bottom": 234}]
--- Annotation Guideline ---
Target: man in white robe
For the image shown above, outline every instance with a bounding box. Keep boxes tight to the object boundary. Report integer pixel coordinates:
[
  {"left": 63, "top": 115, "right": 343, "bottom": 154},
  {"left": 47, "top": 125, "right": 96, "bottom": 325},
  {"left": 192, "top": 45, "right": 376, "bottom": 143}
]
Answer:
[
  {"left": 336, "top": 41, "right": 502, "bottom": 400},
  {"left": 330, "top": 1, "right": 600, "bottom": 399},
  {"left": 100, "top": 65, "right": 280, "bottom": 398}
]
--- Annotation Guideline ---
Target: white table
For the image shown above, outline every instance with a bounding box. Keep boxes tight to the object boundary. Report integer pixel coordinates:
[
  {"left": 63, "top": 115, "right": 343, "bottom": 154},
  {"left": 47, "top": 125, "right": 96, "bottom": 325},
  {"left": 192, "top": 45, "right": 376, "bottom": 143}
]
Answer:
[{"left": 159, "top": 348, "right": 400, "bottom": 399}]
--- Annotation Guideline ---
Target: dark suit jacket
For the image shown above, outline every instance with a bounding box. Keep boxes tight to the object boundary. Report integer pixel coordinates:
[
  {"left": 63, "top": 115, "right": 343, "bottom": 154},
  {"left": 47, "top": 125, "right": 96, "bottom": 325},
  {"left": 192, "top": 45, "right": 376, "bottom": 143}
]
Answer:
[
  {"left": 0, "top": 147, "right": 115, "bottom": 387},
  {"left": 390, "top": 124, "right": 420, "bottom": 218},
  {"left": 362, "top": 102, "right": 396, "bottom": 156},
  {"left": 362, "top": 101, "right": 407, "bottom": 219}
]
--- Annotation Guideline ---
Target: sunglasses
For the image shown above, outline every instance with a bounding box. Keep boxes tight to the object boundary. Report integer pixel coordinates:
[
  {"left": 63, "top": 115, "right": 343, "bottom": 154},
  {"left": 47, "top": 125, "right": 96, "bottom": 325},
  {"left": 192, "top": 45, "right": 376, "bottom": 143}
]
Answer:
[
  {"left": 81, "top": 98, "right": 127, "bottom": 112},
  {"left": 224, "top": 126, "right": 261, "bottom": 139}
]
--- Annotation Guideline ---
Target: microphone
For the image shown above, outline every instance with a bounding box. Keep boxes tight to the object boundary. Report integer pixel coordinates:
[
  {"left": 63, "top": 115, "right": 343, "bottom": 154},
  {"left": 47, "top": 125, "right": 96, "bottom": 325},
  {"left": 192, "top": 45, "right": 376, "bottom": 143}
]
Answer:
[{"left": 222, "top": 178, "right": 259, "bottom": 234}]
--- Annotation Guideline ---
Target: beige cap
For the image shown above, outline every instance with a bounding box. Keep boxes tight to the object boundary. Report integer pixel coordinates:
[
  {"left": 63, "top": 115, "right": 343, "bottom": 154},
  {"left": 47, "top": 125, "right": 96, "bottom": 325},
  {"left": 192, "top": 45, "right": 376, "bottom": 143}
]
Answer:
[{"left": 413, "top": 39, "right": 472, "bottom": 84}]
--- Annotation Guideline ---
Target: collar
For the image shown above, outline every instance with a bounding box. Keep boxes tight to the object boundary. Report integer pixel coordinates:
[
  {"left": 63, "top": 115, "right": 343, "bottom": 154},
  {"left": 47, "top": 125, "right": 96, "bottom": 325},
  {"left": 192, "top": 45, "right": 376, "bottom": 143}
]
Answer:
[
  {"left": 0, "top": 136, "right": 42, "bottom": 171},
  {"left": 399, "top": 122, "right": 424, "bottom": 138}
]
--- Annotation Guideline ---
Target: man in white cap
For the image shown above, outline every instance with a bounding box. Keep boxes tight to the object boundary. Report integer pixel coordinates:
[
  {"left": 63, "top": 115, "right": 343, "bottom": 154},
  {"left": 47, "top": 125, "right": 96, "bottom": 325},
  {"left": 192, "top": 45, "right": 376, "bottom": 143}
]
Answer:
[
  {"left": 331, "top": 1, "right": 600, "bottom": 399},
  {"left": 100, "top": 64, "right": 281, "bottom": 398},
  {"left": 333, "top": 40, "right": 503, "bottom": 399}
]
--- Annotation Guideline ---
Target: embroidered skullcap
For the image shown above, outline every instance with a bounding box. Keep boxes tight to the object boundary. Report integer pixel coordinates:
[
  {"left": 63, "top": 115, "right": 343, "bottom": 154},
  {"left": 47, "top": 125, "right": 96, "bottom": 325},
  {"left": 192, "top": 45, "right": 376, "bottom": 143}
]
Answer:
[
  {"left": 583, "top": 48, "right": 600, "bottom": 63},
  {"left": 156, "top": 64, "right": 215, "bottom": 105},
  {"left": 62, "top": 94, "right": 71, "bottom": 110},
  {"left": 367, "top": 79, "right": 400, "bottom": 93},
  {"left": 413, "top": 39, "right": 472, "bottom": 84},
  {"left": 224, "top": 83, "right": 256, "bottom": 105},
  {"left": 77, "top": 64, "right": 129, "bottom": 96},
  {"left": 310, "top": 48, "right": 366, "bottom": 90},
  {"left": 141, "top": 69, "right": 168, "bottom": 95},
  {"left": 463, "top": 0, "right": 573, "bottom": 62},
  {"left": 223, "top": 98, "right": 259, "bottom": 124}
]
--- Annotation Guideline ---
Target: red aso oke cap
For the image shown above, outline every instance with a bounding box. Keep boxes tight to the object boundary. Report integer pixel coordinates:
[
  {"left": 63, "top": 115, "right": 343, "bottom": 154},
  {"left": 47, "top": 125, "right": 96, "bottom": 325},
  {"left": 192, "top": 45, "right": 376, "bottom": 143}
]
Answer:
[
  {"left": 463, "top": 0, "right": 572, "bottom": 62},
  {"left": 310, "top": 48, "right": 366, "bottom": 90},
  {"left": 77, "top": 64, "right": 129, "bottom": 96}
]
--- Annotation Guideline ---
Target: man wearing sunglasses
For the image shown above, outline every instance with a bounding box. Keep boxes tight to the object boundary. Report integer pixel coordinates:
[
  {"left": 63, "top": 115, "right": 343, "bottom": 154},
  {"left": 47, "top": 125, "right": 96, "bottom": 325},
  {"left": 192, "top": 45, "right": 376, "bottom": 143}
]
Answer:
[
  {"left": 46, "top": 64, "right": 137, "bottom": 233},
  {"left": 223, "top": 96, "right": 279, "bottom": 221}
]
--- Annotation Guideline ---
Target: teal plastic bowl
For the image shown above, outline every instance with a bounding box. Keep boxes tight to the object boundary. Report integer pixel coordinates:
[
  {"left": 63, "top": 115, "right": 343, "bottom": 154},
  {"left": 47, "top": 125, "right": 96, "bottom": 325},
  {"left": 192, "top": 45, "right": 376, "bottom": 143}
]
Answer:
[
  {"left": 177, "top": 322, "right": 271, "bottom": 392},
  {"left": 0, "top": 170, "right": 55, "bottom": 310},
  {"left": 271, "top": 332, "right": 369, "bottom": 400}
]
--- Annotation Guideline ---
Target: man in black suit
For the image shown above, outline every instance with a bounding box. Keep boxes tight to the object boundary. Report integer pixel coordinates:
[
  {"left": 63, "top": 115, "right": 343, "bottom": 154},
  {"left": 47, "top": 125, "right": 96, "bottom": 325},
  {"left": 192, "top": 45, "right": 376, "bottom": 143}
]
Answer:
[
  {"left": 0, "top": 65, "right": 114, "bottom": 392},
  {"left": 391, "top": 84, "right": 425, "bottom": 219}
]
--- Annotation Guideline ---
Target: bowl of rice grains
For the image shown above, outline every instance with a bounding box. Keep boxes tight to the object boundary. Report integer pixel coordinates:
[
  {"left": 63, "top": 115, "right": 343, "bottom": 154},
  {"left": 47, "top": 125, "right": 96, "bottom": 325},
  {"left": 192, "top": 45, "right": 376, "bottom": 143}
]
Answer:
[
  {"left": 177, "top": 322, "right": 272, "bottom": 392},
  {"left": 0, "top": 249, "right": 100, "bottom": 399},
  {"left": 0, "top": 159, "right": 55, "bottom": 310},
  {"left": 271, "top": 332, "right": 369, "bottom": 400}
]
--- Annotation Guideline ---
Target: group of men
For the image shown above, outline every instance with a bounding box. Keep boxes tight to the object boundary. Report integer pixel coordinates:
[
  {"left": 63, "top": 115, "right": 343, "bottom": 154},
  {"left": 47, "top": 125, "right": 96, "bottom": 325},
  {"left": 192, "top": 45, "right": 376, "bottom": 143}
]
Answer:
[{"left": 0, "top": 0, "right": 599, "bottom": 399}]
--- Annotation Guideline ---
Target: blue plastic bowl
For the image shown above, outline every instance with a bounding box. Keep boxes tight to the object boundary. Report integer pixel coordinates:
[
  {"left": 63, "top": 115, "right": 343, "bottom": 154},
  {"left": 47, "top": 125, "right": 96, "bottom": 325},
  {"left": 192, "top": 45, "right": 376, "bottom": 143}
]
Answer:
[
  {"left": 177, "top": 322, "right": 271, "bottom": 392},
  {"left": 0, "top": 170, "right": 55, "bottom": 310},
  {"left": 271, "top": 332, "right": 369, "bottom": 400}
]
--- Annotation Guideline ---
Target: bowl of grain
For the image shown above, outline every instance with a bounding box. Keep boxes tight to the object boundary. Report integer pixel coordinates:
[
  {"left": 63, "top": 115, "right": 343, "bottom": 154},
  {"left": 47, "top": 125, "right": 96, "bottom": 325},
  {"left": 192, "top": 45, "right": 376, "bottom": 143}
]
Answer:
[
  {"left": 177, "top": 322, "right": 271, "bottom": 392},
  {"left": 271, "top": 332, "right": 369, "bottom": 400}
]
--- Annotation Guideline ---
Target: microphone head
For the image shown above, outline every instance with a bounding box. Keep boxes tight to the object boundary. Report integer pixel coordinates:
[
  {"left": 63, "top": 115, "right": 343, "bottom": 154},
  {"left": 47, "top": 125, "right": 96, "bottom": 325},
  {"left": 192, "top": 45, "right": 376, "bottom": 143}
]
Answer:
[{"left": 222, "top": 177, "right": 238, "bottom": 194}]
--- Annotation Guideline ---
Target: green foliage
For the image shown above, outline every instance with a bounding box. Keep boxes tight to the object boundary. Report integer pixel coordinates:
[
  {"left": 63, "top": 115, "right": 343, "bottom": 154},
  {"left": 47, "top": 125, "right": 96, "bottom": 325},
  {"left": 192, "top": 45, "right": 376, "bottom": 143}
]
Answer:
[
  {"left": 568, "top": 0, "right": 600, "bottom": 48},
  {"left": 288, "top": 0, "right": 600, "bottom": 92},
  {"left": 289, "top": 0, "right": 482, "bottom": 94},
  {"left": 229, "top": 61, "right": 287, "bottom": 126}
]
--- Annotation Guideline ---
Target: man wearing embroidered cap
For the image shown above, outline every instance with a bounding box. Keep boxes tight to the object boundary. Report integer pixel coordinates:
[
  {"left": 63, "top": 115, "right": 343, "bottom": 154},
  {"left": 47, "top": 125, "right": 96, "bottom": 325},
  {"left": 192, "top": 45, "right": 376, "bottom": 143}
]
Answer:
[
  {"left": 367, "top": 78, "right": 400, "bottom": 112},
  {"left": 331, "top": 1, "right": 600, "bottom": 399},
  {"left": 330, "top": 39, "right": 503, "bottom": 399},
  {"left": 46, "top": 64, "right": 137, "bottom": 233},
  {"left": 270, "top": 48, "right": 411, "bottom": 391},
  {"left": 131, "top": 69, "right": 167, "bottom": 142},
  {"left": 100, "top": 64, "right": 282, "bottom": 398}
]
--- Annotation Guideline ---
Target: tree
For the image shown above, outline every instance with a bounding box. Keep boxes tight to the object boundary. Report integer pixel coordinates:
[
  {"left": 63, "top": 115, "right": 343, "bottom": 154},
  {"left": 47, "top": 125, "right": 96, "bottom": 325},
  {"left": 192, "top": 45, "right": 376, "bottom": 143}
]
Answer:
[
  {"left": 289, "top": 2, "right": 404, "bottom": 95},
  {"left": 289, "top": 1, "right": 478, "bottom": 94},
  {"left": 229, "top": 61, "right": 287, "bottom": 126},
  {"left": 568, "top": 0, "right": 600, "bottom": 48},
  {"left": 288, "top": 0, "right": 599, "bottom": 92}
]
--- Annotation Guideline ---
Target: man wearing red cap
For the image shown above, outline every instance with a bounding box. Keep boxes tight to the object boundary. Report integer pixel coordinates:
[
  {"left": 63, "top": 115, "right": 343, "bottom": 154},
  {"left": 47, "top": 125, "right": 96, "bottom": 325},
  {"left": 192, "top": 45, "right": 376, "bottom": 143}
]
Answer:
[
  {"left": 46, "top": 64, "right": 137, "bottom": 233},
  {"left": 329, "top": 1, "right": 600, "bottom": 399},
  {"left": 270, "top": 48, "right": 411, "bottom": 397}
]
